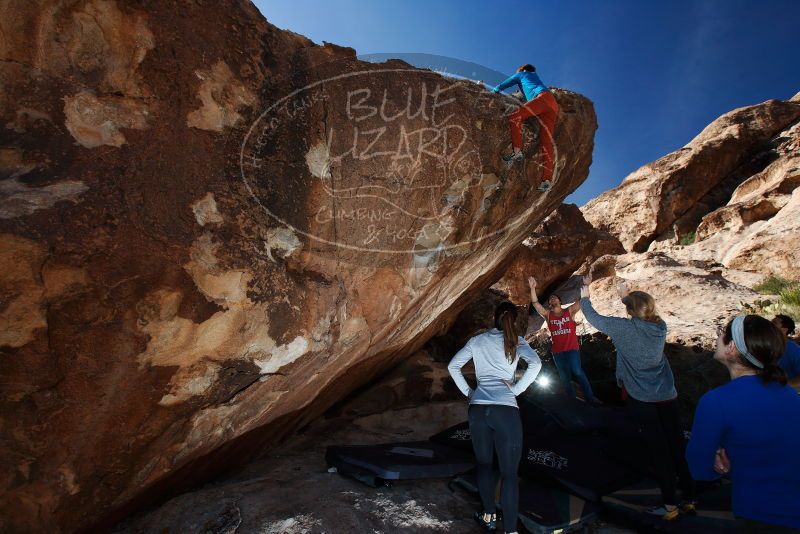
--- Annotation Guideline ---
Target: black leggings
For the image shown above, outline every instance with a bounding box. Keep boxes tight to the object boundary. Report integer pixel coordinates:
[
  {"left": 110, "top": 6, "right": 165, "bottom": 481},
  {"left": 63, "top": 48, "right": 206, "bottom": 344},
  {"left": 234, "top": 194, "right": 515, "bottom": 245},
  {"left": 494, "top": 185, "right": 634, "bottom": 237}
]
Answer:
[
  {"left": 468, "top": 404, "right": 522, "bottom": 533},
  {"left": 627, "top": 397, "right": 695, "bottom": 506}
]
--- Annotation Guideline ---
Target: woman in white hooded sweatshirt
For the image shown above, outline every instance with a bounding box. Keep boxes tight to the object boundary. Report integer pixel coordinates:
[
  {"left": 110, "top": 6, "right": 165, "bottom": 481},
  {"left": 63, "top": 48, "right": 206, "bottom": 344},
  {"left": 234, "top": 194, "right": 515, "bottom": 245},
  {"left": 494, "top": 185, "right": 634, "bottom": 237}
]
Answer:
[{"left": 448, "top": 302, "right": 542, "bottom": 534}]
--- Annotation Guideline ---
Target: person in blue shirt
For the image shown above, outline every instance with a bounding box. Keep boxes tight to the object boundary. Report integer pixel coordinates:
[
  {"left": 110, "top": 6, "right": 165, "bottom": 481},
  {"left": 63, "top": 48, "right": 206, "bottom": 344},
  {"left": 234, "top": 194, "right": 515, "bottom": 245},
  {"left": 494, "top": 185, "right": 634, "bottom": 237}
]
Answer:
[
  {"left": 686, "top": 315, "right": 800, "bottom": 531},
  {"left": 772, "top": 314, "right": 800, "bottom": 390},
  {"left": 492, "top": 64, "right": 559, "bottom": 193}
]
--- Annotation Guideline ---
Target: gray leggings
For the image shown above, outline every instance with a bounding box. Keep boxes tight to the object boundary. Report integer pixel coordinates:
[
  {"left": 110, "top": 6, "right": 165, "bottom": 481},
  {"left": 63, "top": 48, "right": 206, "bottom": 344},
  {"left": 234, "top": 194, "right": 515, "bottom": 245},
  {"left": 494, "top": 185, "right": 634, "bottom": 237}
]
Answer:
[{"left": 468, "top": 404, "right": 522, "bottom": 533}]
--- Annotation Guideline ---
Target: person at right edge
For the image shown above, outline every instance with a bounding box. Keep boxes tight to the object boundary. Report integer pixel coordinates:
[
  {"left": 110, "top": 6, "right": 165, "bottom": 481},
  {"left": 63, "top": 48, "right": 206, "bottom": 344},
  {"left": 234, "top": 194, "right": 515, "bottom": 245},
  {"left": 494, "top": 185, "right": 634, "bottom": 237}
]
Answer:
[
  {"left": 492, "top": 64, "right": 559, "bottom": 193},
  {"left": 579, "top": 276, "right": 695, "bottom": 520},
  {"left": 772, "top": 314, "right": 800, "bottom": 391},
  {"left": 448, "top": 302, "right": 542, "bottom": 534},
  {"left": 686, "top": 315, "right": 800, "bottom": 531}
]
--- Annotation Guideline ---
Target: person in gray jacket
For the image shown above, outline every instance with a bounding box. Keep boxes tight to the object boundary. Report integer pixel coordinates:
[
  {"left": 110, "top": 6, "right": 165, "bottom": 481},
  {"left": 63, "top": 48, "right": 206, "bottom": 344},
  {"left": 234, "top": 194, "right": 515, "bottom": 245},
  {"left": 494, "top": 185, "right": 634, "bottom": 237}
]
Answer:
[
  {"left": 448, "top": 302, "right": 542, "bottom": 534},
  {"left": 579, "top": 277, "right": 695, "bottom": 521}
]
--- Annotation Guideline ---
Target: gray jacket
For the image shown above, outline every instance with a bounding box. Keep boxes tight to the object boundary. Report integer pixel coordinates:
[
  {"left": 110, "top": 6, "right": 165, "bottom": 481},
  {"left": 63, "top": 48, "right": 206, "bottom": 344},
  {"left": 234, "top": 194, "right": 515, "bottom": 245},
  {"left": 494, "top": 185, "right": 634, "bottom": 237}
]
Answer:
[{"left": 580, "top": 297, "right": 677, "bottom": 402}]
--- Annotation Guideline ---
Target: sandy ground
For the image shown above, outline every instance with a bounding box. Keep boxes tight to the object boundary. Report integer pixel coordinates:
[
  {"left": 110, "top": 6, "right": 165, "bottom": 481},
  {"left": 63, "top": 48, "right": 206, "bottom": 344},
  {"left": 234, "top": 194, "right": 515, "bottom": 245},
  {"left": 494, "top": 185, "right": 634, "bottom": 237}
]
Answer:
[{"left": 115, "top": 402, "right": 635, "bottom": 533}]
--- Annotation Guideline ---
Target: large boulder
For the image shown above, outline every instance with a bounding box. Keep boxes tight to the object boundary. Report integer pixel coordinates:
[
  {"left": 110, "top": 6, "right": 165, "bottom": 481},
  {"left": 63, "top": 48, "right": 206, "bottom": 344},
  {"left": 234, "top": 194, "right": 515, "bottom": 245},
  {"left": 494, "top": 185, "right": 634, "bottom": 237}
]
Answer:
[
  {"left": 582, "top": 95, "right": 800, "bottom": 253},
  {"left": 0, "top": 1, "right": 596, "bottom": 532},
  {"left": 493, "top": 203, "right": 623, "bottom": 304}
]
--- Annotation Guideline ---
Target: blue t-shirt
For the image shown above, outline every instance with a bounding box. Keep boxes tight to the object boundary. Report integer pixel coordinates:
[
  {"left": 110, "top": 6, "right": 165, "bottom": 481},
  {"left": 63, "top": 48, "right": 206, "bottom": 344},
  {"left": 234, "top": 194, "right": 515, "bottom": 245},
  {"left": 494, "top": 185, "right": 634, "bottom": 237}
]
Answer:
[
  {"left": 778, "top": 340, "right": 800, "bottom": 379},
  {"left": 686, "top": 375, "right": 800, "bottom": 528},
  {"left": 492, "top": 71, "right": 548, "bottom": 101}
]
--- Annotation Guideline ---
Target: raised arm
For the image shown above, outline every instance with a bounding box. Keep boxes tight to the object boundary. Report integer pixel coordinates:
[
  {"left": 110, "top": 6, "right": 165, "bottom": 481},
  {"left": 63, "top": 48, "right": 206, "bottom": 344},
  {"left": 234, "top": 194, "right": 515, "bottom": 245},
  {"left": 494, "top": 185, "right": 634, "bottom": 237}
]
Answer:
[
  {"left": 579, "top": 276, "right": 629, "bottom": 338},
  {"left": 566, "top": 273, "right": 590, "bottom": 316},
  {"left": 567, "top": 300, "right": 582, "bottom": 316},
  {"left": 492, "top": 73, "right": 521, "bottom": 94},
  {"left": 686, "top": 393, "right": 726, "bottom": 480},
  {"left": 511, "top": 339, "right": 542, "bottom": 396},
  {"left": 447, "top": 339, "right": 475, "bottom": 398},
  {"left": 527, "top": 276, "right": 550, "bottom": 318}
]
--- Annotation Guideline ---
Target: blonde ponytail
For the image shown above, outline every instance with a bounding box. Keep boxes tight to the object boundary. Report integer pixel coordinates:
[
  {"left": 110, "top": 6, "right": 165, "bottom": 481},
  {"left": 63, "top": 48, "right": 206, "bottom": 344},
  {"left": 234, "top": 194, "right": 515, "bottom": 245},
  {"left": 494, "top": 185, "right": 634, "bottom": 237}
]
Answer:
[{"left": 622, "top": 291, "right": 662, "bottom": 324}]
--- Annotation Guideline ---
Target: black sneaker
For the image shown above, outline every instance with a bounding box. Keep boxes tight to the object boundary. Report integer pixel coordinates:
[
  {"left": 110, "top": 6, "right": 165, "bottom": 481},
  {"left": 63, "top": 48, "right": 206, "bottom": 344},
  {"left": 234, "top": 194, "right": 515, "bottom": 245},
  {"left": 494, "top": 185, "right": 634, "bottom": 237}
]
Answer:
[{"left": 473, "top": 511, "right": 497, "bottom": 531}]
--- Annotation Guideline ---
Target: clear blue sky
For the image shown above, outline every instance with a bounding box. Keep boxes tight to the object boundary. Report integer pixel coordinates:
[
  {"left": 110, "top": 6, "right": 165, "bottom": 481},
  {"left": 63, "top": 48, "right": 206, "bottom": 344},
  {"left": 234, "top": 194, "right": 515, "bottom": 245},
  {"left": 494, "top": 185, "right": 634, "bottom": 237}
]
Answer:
[{"left": 255, "top": 0, "right": 800, "bottom": 205}]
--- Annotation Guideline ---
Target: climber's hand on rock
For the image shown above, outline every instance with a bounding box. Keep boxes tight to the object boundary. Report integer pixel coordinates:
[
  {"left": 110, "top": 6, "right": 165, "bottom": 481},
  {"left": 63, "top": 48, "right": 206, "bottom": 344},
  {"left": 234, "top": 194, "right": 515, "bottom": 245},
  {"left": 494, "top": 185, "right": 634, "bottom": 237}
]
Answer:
[
  {"left": 582, "top": 274, "right": 592, "bottom": 286},
  {"left": 528, "top": 276, "right": 537, "bottom": 289}
]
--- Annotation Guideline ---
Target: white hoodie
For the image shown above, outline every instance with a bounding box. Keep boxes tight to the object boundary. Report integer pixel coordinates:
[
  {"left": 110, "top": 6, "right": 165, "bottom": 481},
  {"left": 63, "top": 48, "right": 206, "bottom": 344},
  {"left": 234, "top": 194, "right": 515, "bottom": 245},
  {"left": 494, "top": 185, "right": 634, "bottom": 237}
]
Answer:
[{"left": 448, "top": 328, "right": 542, "bottom": 408}]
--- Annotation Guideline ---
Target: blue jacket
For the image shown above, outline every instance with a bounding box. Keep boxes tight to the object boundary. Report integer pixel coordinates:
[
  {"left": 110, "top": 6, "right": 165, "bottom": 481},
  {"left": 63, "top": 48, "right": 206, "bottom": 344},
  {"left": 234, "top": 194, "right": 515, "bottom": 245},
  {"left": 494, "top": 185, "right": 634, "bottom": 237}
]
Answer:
[
  {"left": 778, "top": 340, "right": 800, "bottom": 379},
  {"left": 493, "top": 71, "right": 549, "bottom": 101},
  {"left": 686, "top": 376, "right": 800, "bottom": 528}
]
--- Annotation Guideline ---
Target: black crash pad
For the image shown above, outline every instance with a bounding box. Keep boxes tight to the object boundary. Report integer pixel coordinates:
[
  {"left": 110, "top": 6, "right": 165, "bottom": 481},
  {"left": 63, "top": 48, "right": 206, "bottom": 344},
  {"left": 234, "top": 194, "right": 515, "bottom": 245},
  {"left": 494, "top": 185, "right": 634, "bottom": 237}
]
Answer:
[
  {"left": 519, "top": 421, "right": 643, "bottom": 502},
  {"left": 602, "top": 478, "right": 736, "bottom": 533},
  {"left": 431, "top": 414, "right": 643, "bottom": 502},
  {"left": 326, "top": 441, "right": 473, "bottom": 487}
]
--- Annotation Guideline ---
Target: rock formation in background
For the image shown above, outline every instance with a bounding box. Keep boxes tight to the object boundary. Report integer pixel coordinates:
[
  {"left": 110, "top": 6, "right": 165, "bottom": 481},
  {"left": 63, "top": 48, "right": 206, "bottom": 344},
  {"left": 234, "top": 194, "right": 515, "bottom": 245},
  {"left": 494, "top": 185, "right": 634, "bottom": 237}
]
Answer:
[
  {"left": 578, "top": 93, "right": 800, "bottom": 344},
  {"left": 496, "top": 93, "right": 799, "bottom": 345},
  {"left": 0, "top": 1, "right": 596, "bottom": 531},
  {"left": 583, "top": 94, "right": 800, "bottom": 256}
]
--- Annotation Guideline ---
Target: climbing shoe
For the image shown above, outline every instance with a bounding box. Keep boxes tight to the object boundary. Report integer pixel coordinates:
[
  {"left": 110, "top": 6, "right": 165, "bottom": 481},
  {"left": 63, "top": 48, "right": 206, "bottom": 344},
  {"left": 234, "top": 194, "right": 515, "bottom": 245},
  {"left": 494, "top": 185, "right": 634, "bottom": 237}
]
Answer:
[
  {"left": 473, "top": 511, "right": 497, "bottom": 531},
  {"left": 679, "top": 501, "right": 697, "bottom": 516},
  {"left": 502, "top": 150, "right": 523, "bottom": 168}
]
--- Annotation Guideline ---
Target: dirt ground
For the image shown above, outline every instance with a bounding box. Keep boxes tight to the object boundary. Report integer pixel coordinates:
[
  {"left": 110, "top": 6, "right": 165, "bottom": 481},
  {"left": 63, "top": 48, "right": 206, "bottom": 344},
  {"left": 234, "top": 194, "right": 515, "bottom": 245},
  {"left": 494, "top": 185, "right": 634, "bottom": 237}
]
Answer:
[{"left": 115, "top": 401, "right": 635, "bottom": 533}]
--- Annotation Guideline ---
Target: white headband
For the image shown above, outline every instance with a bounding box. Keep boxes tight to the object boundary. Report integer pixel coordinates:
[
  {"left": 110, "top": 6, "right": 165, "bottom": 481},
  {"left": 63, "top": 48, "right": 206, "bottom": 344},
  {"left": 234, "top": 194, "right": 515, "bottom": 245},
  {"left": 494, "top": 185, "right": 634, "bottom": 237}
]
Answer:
[{"left": 731, "top": 316, "right": 764, "bottom": 370}]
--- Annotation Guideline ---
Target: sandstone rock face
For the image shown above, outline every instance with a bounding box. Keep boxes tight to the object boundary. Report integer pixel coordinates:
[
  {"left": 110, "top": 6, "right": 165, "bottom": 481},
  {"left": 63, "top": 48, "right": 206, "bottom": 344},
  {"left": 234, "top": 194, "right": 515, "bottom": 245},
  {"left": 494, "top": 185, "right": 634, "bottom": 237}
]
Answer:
[
  {"left": 493, "top": 203, "right": 623, "bottom": 304},
  {"left": 504, "top": 94, "right": 799, "bottom": 351},
  {"left": 692, "top": 112, "right": 800, "bottom": 279},
  {"left": 583, "top": 95, "right": 800, "bottom": 253},
  {"left": 0, "top": 2, "right": 596, "bottom": 532},
  {"left": 572, "top": 94, "right": 800, "bottom": 354},
  {"left": 639, "top": 97, "right": 800, "bottom": 281}
]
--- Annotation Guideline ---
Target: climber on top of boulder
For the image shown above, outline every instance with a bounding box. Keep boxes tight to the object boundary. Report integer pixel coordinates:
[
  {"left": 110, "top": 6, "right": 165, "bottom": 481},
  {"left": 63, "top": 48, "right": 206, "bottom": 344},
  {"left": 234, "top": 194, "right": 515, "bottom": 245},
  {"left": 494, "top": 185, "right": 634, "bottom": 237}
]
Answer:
[{"left": 492, "top": 64, "right": 559, "bottom": 193}]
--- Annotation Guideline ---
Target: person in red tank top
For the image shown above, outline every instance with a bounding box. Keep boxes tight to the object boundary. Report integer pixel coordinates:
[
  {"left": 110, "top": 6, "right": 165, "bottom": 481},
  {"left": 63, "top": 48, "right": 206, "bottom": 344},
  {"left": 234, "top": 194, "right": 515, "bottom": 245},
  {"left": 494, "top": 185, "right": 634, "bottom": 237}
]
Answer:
[{"left": 529, "top": 276, "right": 597, "bottom": 403}]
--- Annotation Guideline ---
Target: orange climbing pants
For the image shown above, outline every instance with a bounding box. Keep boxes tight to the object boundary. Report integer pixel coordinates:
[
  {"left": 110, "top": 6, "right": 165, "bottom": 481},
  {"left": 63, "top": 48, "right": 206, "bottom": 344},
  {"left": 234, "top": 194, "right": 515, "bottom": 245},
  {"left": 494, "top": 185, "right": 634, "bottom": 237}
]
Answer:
[{"left": 509, "top": 91, "right": 559, "bottom": 180}]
